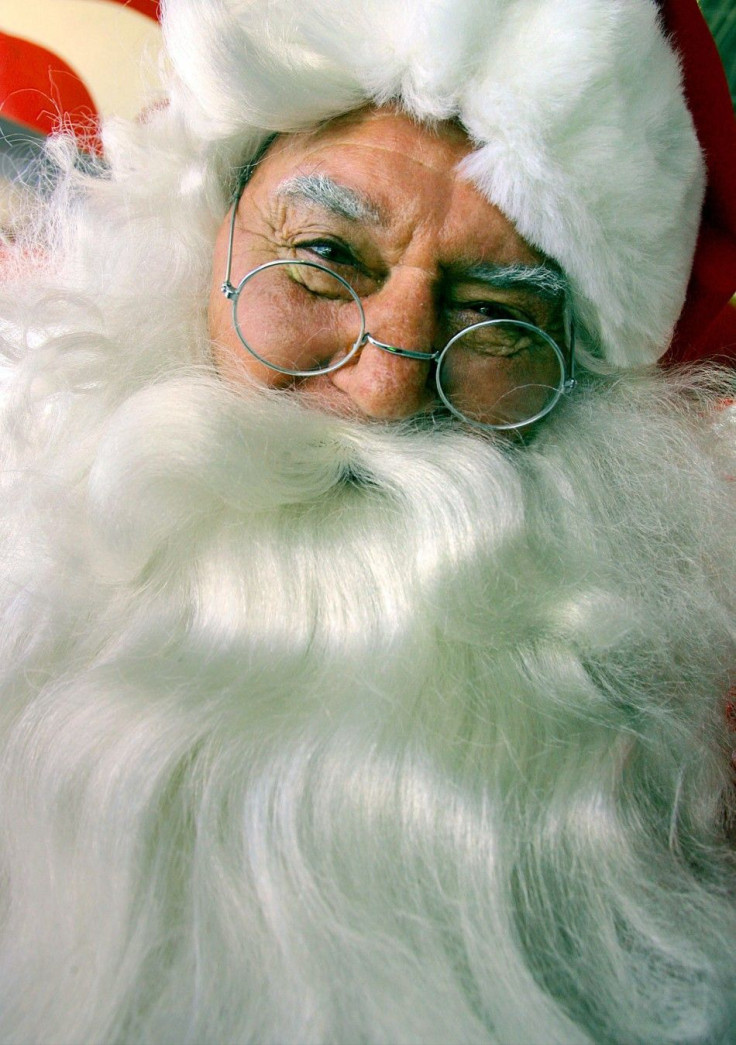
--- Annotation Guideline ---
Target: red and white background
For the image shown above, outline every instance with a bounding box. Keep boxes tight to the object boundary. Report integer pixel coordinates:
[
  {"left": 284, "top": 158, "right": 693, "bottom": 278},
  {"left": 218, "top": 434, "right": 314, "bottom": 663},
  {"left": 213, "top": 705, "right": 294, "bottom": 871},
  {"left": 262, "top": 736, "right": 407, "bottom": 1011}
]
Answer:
[
  {"left": 0, "top": 0, "right": 161, "bottom": 217},
  {"left": 0, "top": 0, "right": 160, "bottom": 132}
]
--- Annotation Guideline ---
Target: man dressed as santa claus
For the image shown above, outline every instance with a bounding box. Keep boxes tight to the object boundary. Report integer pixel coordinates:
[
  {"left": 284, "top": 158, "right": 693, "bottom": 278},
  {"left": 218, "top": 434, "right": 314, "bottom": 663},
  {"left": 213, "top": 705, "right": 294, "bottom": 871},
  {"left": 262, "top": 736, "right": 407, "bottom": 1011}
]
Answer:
[{"left": 0, "top": 0, "right": 735, "bottom": 1041}]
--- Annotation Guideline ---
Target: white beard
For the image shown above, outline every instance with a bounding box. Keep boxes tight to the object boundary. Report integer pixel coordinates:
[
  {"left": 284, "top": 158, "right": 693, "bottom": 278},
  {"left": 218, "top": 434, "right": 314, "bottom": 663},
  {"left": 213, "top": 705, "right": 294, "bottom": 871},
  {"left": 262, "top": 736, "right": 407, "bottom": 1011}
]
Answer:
[{"left": 0, "top": 320, "right": 734, "bottom": 1045}]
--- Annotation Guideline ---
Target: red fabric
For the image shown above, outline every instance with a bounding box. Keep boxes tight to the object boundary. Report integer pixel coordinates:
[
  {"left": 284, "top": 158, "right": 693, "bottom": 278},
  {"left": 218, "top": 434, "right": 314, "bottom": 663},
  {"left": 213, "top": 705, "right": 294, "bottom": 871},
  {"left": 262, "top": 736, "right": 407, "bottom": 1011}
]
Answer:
[
  {"left": 94, "top": 0, "right": 160, "bottom": 22},
  {"left": 0, "top": 2, "right": 160, "bottom": 146},
  {"left": 0, "top": 31, "right": 99, "bottom": 141},
  {"left": 660, "top": 0, "right": 736, "bottom": 367}
]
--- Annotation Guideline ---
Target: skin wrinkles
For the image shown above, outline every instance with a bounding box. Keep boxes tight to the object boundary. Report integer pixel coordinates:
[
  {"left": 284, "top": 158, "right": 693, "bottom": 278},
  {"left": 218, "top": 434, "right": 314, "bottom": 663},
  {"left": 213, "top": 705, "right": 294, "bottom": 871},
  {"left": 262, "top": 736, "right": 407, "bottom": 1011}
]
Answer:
[
  {"left": 277, "top": 174, "right": 566, "bottom": 305},
  {"left": 209, "top": 107, "right": 566, "bottom": 421}
]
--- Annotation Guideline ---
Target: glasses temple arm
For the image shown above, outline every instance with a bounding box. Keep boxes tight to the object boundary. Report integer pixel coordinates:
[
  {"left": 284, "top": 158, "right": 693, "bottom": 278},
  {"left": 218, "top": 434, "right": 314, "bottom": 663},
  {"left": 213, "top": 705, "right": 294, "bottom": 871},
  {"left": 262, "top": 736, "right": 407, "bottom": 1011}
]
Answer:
[
  {"left": 221, "top": 190, "right": 242, "bottom": 298},
  {"left": 564, "top": 300, "right": 577, "bottom": 390}
]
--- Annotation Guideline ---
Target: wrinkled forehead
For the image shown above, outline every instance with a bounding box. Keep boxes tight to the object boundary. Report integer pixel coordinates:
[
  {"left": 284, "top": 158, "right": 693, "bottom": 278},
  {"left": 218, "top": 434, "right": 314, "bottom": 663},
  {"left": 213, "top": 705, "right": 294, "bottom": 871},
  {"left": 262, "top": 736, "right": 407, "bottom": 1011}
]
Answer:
[
  {"left": 266, "top": 106, "right": 474, "bottom": 169},
  {"left": 241, "top": 106, "right": 544, "bottom": 267}
]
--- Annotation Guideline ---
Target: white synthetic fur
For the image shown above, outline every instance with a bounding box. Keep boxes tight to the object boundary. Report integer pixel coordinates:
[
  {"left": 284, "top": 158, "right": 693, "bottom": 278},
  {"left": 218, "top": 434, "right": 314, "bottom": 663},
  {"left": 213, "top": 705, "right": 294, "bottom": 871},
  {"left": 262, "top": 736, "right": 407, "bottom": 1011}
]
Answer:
[
  {"left": 0, "top": 107, "right": 735, "bottom": 1042},
  {"left": 162, "top": 0, "right": 705, "bottom": 368}
]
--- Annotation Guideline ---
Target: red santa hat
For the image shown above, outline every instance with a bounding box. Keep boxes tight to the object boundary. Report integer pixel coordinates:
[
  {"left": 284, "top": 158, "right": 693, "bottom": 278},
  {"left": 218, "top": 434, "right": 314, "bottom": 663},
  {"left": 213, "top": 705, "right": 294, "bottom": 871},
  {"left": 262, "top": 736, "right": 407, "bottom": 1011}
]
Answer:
[
  {"left": 660, "top": 0, "right": 736, "bottom": 367},
  {"left": 162, "top": 0, "right": 734, "bottom": 369}
]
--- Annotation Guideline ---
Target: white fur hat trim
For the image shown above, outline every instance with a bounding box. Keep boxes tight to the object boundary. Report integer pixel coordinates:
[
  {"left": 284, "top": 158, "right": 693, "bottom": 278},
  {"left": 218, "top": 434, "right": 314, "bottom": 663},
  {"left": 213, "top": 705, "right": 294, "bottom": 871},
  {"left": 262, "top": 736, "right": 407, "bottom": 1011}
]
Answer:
[{"left": 163, "top": 0, "right": 705, "bottom": 367}]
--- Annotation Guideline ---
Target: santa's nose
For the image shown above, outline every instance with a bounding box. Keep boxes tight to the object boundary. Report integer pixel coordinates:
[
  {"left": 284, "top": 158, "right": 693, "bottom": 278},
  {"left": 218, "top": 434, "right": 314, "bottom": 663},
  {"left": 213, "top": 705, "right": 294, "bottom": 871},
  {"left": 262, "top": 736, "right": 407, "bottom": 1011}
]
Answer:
[{"left": 329, "top": 275, "right": 437, "bottom": 420}]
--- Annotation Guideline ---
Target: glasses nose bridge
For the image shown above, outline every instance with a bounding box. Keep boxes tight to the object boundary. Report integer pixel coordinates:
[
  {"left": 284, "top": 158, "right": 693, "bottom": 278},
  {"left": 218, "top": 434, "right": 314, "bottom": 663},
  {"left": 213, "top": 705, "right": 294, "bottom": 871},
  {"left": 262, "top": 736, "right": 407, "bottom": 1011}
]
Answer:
[
  {"left": 360, "top": 332, "right": 438, "bottom": 363},
  {"left": 359, "top": 268, "right": 442, "bottom": 360}
]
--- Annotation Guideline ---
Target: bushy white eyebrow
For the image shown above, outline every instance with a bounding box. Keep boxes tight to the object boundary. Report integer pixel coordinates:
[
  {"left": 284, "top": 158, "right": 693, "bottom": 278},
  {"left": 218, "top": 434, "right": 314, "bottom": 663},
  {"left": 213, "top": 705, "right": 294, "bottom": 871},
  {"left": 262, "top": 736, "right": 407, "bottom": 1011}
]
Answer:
[
  {"left": 276, "top": 174, "right": 382, "bottom": 224},
  {"left": 457, "top": 262, "right": 568, "bottom": 300},
  {"left": 274, "top": 176, "right": 567, "bottom": 300}
]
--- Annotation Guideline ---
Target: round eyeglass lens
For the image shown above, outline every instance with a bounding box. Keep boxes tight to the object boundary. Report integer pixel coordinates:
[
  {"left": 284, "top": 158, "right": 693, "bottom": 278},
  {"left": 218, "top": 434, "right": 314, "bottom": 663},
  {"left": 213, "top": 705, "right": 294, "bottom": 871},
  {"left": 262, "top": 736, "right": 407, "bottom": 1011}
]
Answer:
[
  {"left": 233, "top": 260, "right": 365, "bottom": 377},
  {"left": 436, "top": 319, "right": 565, "bottom": 429}
]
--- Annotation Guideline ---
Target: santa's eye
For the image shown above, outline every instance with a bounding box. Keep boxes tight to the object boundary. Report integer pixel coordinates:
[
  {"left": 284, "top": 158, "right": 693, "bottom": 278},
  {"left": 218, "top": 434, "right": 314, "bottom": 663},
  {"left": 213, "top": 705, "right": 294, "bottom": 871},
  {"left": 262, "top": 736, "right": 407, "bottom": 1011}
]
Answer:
[
  {"left": 449, "top": 299, "right": 530, "bottom": 325},
  {"left": 295, "top": 238, "right": 357, "bottom": 269}
]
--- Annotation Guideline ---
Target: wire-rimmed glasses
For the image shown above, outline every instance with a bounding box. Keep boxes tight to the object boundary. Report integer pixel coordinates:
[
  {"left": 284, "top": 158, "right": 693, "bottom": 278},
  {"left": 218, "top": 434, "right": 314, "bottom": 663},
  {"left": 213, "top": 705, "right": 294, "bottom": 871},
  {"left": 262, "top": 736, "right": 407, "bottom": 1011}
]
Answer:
[{"left": 221, "top": 206, "right": 576, "bottom": 432}]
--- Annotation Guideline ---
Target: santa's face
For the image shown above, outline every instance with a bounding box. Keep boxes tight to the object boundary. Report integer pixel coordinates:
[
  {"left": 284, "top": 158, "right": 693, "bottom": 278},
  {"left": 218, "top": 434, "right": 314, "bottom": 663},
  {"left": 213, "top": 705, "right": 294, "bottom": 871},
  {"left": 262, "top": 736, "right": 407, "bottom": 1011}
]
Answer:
[{"left": 208, "top": 107, "right": 564, "bottom": 424}]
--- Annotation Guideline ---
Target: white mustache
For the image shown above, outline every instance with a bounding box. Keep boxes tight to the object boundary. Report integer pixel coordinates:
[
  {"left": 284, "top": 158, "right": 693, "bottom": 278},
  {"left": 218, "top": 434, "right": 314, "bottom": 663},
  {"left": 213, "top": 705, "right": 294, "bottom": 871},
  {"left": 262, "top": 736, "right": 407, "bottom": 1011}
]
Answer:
[{"left": 87, "top": 375, "right": 517, "bottom": 552}]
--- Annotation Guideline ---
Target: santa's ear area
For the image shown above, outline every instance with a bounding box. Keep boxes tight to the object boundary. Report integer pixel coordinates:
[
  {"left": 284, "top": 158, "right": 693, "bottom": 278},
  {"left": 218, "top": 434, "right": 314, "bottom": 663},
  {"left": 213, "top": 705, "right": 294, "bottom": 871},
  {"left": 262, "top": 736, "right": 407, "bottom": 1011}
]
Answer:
[{"left": 660, "top": 0, "right": 736, "bottom": 367}]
